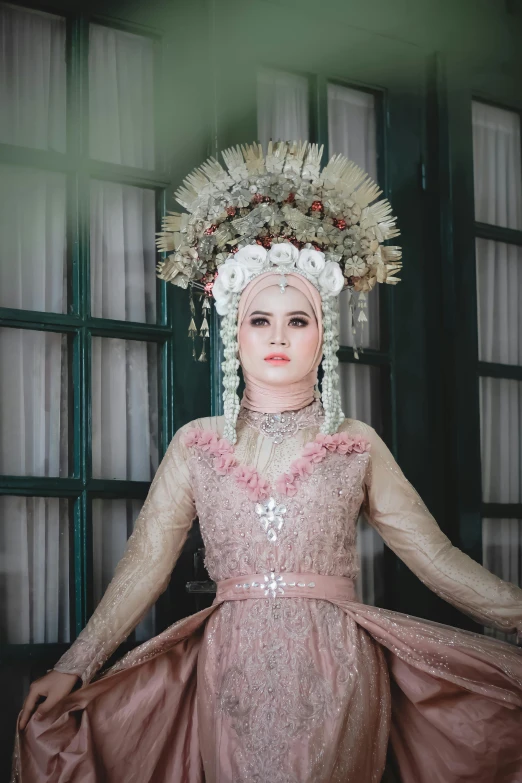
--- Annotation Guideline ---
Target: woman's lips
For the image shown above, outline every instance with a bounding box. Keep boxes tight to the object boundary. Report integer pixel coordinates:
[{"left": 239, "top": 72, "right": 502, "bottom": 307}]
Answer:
[{"left": 264, "top": 353, "right": 290, "bottom": 365}]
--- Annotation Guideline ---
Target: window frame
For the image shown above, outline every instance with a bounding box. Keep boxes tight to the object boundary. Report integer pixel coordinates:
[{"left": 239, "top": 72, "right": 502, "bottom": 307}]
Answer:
[
  {"left": 438, "top": 54, "right": 522, "bottom": 599},
  {"left": 0, "top": 5, "right": 180, "bottom": 664},
  {"left": 473, "top": 98, "right": 522, "bottom": 529}
]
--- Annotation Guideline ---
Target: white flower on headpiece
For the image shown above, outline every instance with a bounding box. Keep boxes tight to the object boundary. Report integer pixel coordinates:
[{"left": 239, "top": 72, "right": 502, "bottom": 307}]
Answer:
[
  {"left": 296, "top": 245, "right": 326, "bottom": 277},
  {"left": 318, "top": 261, "right": 345, "bottom": 296},
  {"left": 233, "top": 244, "right": 268, "bottom": 273},
  {"left": 218, "top": 260, "right": 251, "bottom": 294},
  {"left": 267, "top": 241, "right": 299, "bottom": 268},
  {"left": 212, "top": 274, "right": 233, "bottom": 315}
]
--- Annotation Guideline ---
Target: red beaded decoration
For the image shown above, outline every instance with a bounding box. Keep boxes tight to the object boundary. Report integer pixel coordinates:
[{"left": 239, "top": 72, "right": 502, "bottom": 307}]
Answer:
[
  {"left": 311, "top": 200, "right": 324, "bottom": 212},
  {"left": 334, "top": 218, "right": 347, "bottom": 230}
]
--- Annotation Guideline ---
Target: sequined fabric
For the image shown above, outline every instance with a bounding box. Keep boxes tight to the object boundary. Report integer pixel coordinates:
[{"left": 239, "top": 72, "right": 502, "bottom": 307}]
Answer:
[{"left": 14, "top": 400, "right": 522, "bottom": 783}]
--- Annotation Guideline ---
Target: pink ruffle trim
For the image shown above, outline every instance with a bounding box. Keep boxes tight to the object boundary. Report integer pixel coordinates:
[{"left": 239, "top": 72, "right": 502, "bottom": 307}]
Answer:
[{"left": 182, "top": 428, "right": 370, "bottom": 501}]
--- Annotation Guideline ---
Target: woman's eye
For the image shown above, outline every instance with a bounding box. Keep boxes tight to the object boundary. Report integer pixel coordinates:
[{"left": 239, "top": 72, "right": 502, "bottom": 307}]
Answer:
[
  {"left": 250, "top": 317, "right": 269, "bottom": 326},
  {"left": 289, "top": 318, "right": 309, "bottom": 327}
]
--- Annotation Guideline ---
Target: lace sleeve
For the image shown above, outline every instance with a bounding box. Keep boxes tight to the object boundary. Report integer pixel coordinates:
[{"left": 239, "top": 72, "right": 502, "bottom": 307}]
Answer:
[
  {"left": 354, "top": 421, "right": 522, "bottom": 638},
  {"left": 53, "top": 424, "right": 197, "bottom": 684}
]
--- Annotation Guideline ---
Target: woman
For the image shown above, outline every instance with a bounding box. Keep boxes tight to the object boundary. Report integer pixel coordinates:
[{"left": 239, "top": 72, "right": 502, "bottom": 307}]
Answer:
[{"left": 13, "top": 142, "right": 522, "bottom": 783}]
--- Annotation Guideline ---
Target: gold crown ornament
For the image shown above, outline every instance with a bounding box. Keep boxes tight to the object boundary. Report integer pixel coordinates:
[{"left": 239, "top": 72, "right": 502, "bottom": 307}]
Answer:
[{"left": 156, "top": 140, "right": 402, "bottom": 361}]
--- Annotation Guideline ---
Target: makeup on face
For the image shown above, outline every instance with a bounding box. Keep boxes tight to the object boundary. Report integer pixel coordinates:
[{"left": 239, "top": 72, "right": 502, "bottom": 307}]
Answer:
[{"left": 238, "top": 286, "right": 319, "bottom": 387}]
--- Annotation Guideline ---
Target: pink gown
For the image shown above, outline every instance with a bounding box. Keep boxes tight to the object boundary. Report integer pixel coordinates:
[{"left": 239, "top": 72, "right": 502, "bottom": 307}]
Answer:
[{"left": 12, "top": 401, "right": 522, "bottom": 783}]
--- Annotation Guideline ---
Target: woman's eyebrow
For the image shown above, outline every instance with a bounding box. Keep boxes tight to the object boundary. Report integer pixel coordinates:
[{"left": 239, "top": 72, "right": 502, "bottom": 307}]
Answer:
[{"left": 248, "top": 310, "right": 311, "bottom": 317}]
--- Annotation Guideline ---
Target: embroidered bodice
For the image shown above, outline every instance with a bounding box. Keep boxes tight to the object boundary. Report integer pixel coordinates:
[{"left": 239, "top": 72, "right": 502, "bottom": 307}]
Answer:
[{"left": 54, "top": 401, "right": 522, "bottom": 684}]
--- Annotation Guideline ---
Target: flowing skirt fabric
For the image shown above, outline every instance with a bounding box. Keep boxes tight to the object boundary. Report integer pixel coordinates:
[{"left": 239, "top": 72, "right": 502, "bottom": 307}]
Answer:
[{"left": 12, "top": 598, "right": 522, "bottom": 783}]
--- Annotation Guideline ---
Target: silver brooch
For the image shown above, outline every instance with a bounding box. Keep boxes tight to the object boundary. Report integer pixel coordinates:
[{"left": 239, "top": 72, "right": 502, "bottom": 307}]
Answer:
[
  {"left": 263, "top": 571, "right": 286, "bottom": 598},
  {"left": 259, "top": 411, "right": 299, "bottom": 444},
  {"left": 255, "top": 497, "right": 287, "bottom": 543}
]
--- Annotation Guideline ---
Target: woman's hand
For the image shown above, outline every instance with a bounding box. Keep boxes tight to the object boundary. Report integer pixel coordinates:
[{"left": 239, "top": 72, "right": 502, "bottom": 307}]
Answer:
[{"left": 19, "top": 670, "right": 81, "bottom": 730}]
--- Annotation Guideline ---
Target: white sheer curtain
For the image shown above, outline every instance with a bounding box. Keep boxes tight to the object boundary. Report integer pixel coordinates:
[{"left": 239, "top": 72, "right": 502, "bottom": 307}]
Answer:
[
  {"left": 473, "top": 102, "right": 522, "bottom": 230},
  {"left": 328, "top": 84, "right": 380, "bottom": 350},
  {"left": 328, "top": 84, "right": 384, "bottom": 606},
  {"left": 0, "top": 3, "right": 66, "bottom": 152},
  {"left": 0, "top": 497, "right": 70, "bottom": 643},
  {"left": 90, "top": 179, "right": 159, "bottom": 482},
  {"left": 89, "top": 24, "right": 155, "bottom": 168},
  {"left": 473, "top": 101, "right": 522, "bottom": 639},
  {"left": 90, "top": 180, "right": 157, "bottom": 323},
  {"left": 0, "top": 16, "right": 158, "bottom": 642},
  {"left": 257, "top": 69, "right": 309, "bottom": 147},
  {"left": 92, "top": 499, "right": 154, "bottom": 641},
  {"left": 0, "top": 5, "right": 69, "bottom": 642}
]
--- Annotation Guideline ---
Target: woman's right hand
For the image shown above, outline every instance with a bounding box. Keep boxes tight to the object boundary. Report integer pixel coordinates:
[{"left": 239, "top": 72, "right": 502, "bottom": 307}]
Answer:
[{"left": 19, "top": 670, "right": 81, "bottom": 731}]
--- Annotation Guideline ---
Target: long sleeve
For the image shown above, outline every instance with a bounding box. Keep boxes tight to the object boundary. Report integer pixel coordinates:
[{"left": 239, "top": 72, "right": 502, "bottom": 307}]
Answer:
[
  {"left": 53, "top": 424, "right": 197, "bottom": 684},
  {"left": 354, "top": 420, "right": 522, "bottom": 639}
]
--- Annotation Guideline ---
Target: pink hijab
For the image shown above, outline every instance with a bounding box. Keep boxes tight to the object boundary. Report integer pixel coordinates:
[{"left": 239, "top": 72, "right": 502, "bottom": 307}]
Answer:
[{"left": 237, "top": 271, "right": 324, "bottom": 413}]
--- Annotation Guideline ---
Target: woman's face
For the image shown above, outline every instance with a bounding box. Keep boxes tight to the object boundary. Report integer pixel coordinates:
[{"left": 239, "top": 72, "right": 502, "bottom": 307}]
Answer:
[{"left": 238, "top": 285, "right": 321, "bottom": 386}]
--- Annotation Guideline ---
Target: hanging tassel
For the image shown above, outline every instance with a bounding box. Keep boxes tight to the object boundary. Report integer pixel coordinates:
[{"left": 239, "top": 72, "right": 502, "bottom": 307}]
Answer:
[
  {"left": 198, "top": 293, "right": 210, "bottom": 361},
  {"left": 188, "top": 316, "right": 198, "bottom": 359},
  {"left": 198, "top": 334, "right": 208, "bottom": 361},
  {"left": 188, "top": 288, "right": 198, "bottom": 359}
]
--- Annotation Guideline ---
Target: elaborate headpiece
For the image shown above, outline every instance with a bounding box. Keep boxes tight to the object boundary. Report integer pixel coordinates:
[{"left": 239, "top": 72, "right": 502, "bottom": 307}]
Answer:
[{"left": 156, "top": 140, "right": 402, "bottom": 443}]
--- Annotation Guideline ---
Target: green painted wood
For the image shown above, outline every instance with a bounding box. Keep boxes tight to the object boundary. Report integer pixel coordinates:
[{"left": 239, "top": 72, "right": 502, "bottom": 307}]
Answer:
[
  {"left": 482, "top": 503, "right": 522, "bottom": 519},
  {"left": 0, "top": 9, "right": 211, "bottom": 666},
  {"left": 475, "top": 222, "right": 522, "bottom": 247},
  {"left": 478, "top": 362, "right": 522, "bottom": 381},
  {"left": 337, "top": 348, "right": 391, "bottom": 366}
]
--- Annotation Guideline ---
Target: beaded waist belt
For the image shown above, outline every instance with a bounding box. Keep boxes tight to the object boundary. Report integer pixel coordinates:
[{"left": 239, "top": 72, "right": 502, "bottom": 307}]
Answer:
[{"left": 216, "top": 572, "right": 357, "bottom": 602}]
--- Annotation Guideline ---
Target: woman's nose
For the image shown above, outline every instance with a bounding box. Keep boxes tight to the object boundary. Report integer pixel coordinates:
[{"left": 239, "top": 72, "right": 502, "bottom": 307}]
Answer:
[{"left": 270, "top": 332, "right": 288, "bottom": 346}]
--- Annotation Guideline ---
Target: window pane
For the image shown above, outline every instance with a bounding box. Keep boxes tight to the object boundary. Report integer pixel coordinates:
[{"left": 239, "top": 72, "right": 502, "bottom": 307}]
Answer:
[
  {"left": 355, "top": 513, "right": 384, "bottom": 608},
  {"left": 328, "top": 85, "right": 380, "bottom": 350},
  {"left": 339, "top": 362, "right": 383, "bottom": 434},
  {"left": 0, "top": 496, "right": 70, "bottom": 643},
  {"left": 328, "top": 85, "right": 377, "bottom": 179},
  {"left": 90, "top": 181, "right": 157, "bottom": 322},
  {"left": 0, "top": 4, "right": 66, "bottom": 152},
  {"left": 0, "top": 329, "right": 69, "bottom": 477},
  {"left": 92, "top": 498, "right": 154, "bottom": 641},
  {"left": 476, "top": 238, "right": 522, "bottom": 366},
  {"left": 89, "top": 24, "right": 155, "bottom": 168},
  {"left": 480, "top": 377, "right": 522, "bottom": 503},
  {"left": 0, "top": 166, "right": 67, "bottom": 313},
  {"left": 472, "top": 102, "right": 522, "bottom": 230},
  {"left": 482, "top": 517, "right": 521, "bottom": 643},
  {"left": 257, "top": 69, "right": 309, "bottom": 149},
  {"left": 92, "top": 338, "right": 159, "bottom": 481}
]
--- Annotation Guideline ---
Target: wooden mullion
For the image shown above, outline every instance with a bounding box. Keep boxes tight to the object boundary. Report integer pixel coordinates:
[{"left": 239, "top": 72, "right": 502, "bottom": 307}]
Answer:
[
  {"left": 337, "top": 347, "right": 390, "bottom": 366},
  {"left": 0, "top": 309, "right": 81, "bottom": 331},
  {"left": 86, "top": 161, "right": 169, "bottom": 189},
  {"left": 88, "top": 12, "right": 161, "bottom": 41},
  {"left": 87, "top": 480, "right": 150, "bottom": 498},
  {"left": 478, "top": 361, "right": 522, "bottom": 381},
  {"left": 0, "top": 643, "right": 71, "bottom": 662},
  {"left": 475, "top": 221, "right": 522, "bottom": 247},
  {"left": 311, "top": 75, "right": 328, "bottom": 155},
  {"left": 0, "top": 478, "right": 83, "bottom": 495},
  {"left": 482, "top": 503, "right": 522, "bottom": 520},
  {"left": 88, "top": 318, "right": 171, "bottom": 341},
  {"left": 0, "top": 143, "right": 73, "bottom": 173}
]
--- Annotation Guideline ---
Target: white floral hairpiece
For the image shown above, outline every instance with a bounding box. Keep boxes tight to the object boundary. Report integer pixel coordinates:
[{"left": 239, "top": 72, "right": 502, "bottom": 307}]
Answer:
[
  {"left": 156, "top": 140, "right": 402, "bottom": 443},
  {"left": 212, "top": 242, "right": 344, "bottom": 316}
]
